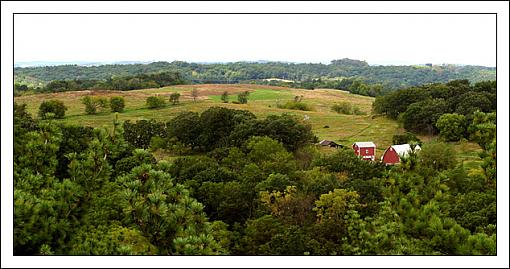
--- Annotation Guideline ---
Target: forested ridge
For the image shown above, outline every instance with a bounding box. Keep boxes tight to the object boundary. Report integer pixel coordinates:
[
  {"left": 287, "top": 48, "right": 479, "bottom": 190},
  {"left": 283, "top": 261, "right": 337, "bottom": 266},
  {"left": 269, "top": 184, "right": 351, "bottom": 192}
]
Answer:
[
  {"left": 14, "top": 59, "right": 495, "bottom": 96},
  {"left": 14, "top": 85, "right": 497, "bottom": 256}
]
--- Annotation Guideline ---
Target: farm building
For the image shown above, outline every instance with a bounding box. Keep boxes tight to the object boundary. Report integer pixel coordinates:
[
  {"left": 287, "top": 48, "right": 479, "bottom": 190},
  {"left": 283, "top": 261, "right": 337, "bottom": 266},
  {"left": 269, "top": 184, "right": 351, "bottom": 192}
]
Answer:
[
  {"left": 319, "top": 140, "right": 343, "bottom": 148},
  {"left": 352, "top": 142, "right": 376, "bottom": 161},
  {"left": 381, "top": 144, "right": 422, "bottom": 165}
]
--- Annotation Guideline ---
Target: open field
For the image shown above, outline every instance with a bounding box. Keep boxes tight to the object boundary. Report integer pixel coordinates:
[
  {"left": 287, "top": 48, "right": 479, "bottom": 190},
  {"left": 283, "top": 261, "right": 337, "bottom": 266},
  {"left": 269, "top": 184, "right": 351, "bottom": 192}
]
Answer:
[{"left": 14, "top": 84, "right": 483, "bottom": 167}]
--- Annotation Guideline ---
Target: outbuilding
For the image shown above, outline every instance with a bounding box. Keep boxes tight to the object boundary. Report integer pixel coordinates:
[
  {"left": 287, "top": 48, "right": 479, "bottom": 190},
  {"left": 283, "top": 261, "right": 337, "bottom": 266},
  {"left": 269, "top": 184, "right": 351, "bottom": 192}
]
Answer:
[
  {"left": 319, "top": 140, "right": 342, "bottom": 148},
  {"left": 352, "top": 142, "right": 376, "bottom": 161},
  {"left": 381, "top": 144, "right": 422, "bottom": 165}
]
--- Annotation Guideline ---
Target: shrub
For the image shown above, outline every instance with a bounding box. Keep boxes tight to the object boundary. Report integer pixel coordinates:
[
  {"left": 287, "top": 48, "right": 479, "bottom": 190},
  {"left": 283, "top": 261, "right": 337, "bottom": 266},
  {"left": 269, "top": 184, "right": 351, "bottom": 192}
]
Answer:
[
  {"left": 123, "top": 119, "right": 168, "bottom": 148},
  {"left": 169, "top": 93, "right": 181, "bottom": 105},
  {"left": 146, "top": 96, "right": 166, "bottom": 109},
  {"left": 238, "top": 91, "right": 250, "bottom": 104},
  {"left": 331, "top": 102, "right": 351, "bottom": 114},
  {"left": 82, "top": 96, "right": 108, "bottom": 115},
  {"left": 38, "top": 100, "right": 67, "bottom": 119},
  {"left": 221, "top": 91, "right": 229, "bottom": 103},
  {"left": 110, "top": 96, "right": 125, "bottom": 112},
  {"left": 277, "top": 101, "right": 313, "bottom": 111},
  {"left": 418, "top": 142, "right": 457, "bottom": 171}
]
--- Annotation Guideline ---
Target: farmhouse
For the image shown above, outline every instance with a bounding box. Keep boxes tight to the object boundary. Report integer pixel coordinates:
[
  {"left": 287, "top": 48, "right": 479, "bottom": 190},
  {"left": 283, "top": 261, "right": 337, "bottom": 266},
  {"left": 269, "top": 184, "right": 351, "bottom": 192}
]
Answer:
[
  {"left": 319, "top": 140, "right": 342, "bottom": 148},
  {"left": 352, "top": 142, "right": 376, "bottom": 161},
  {"left": 381, "top": 144, "right": 422, "bottom": 165}
]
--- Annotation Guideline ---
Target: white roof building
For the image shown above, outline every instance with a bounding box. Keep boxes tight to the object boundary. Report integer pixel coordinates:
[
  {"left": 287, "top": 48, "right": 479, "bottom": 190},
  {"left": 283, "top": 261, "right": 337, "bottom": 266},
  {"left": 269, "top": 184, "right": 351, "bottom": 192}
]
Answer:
[
  {"left": 390, "top": 144, "right": 421, "bottom": 158},
  {"left": 352, "top": 142, "right": 376, "bottom": 148}
]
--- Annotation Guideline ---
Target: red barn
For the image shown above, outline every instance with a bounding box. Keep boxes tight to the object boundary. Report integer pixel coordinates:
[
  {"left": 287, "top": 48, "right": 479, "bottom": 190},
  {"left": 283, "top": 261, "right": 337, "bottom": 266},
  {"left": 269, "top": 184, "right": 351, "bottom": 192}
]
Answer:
[
  {"left": 381, "top": 144, "right": 422, "bottom": 165},
  {"left": 352, "top": 142, "right": 376, "bottom": 161}
]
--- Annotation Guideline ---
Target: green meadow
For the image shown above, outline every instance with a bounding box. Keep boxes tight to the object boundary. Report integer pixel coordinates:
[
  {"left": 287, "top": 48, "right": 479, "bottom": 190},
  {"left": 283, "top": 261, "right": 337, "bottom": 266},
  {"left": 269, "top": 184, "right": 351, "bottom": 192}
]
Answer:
[{"left": 14, "top": 84, "right": 482, "bottom": 168}]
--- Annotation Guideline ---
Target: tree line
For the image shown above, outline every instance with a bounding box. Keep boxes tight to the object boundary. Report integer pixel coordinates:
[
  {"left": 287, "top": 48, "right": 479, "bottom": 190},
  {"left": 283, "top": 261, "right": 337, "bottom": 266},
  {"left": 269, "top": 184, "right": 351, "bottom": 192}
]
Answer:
[
  {"left": 15, "top": 71, "right": 185, "bottom": 95},
  {"left": 14, "top": 102, "right": 496, "bottom": 255},
  {"left": 373, "top": 80, "right": 496, "bottom": 140},
  {"left": 15, "top": 59, "right": 495, "bottom": 96}
]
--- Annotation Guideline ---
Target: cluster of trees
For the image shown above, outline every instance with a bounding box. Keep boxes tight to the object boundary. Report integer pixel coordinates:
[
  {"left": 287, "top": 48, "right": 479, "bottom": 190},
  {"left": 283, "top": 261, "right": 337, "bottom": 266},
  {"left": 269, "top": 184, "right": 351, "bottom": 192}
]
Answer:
[
  {"left": 15, "top": 59, "right": 495, "bottom": 96},
  {"left": 16, "top": 71, "right": 185, "bottom": 94},
  {"left": 37, "top": 96, "right": 127, "bottom": 119},
  {"left": 373, "top": 80, "right": 496, "bottom": 138},
  {"left": 123, "top": 107, "right": 316, "bottom": 152},
  {"left": 14, "top": 102, "right": 496, "bottom": 255}
]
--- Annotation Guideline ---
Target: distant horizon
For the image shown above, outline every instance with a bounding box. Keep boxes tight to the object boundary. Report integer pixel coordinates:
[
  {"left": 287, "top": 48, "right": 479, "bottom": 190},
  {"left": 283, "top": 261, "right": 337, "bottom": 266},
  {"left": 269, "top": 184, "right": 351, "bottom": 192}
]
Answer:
[{"left": 13, "top": 59, "right": 497, "bottom": 68}]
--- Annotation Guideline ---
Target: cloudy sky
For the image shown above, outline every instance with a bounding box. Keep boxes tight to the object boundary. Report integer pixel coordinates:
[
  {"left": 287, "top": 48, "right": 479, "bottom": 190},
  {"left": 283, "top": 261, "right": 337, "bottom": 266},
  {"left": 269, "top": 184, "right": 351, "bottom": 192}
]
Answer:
[{"left": 14, "top": 13, "right": 496, "bottom": 66}]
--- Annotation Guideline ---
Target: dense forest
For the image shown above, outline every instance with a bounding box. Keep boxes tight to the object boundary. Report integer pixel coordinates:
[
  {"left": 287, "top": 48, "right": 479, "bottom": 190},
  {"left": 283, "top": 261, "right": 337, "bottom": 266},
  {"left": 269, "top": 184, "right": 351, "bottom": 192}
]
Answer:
[
  {"left": 373, "top": 80, "right": 496, "bottom": 138},
  {"left": 14, "top": 59, "right": 496, "bottom": 96},
  {"left": 14, "top": 82, "right": 497, "bottom": 256}
]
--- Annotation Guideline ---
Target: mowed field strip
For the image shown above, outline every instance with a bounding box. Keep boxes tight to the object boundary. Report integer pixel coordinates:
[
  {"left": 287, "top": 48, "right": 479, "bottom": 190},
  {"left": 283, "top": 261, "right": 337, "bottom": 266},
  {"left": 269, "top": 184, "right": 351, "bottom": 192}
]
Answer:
[{"left": 15, "top": 84, "right": 482, "bottom": 162}]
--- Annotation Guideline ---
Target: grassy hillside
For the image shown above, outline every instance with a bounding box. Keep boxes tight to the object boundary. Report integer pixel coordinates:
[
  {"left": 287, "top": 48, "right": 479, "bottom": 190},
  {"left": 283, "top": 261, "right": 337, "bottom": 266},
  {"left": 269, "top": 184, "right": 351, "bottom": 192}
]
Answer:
[{"left": 14, "top": 84, "right": 482, "bottom": 166}]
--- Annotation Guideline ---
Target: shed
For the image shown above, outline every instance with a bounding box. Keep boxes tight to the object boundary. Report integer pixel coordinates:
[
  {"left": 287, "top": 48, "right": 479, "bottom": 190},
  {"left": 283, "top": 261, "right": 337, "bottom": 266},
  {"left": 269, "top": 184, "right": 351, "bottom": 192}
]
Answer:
[
  {"left": 352, "top": 141, "right": 376, "bottom": 161},
  {"left": 381, "top": 144, "right": 422, "bottom": 165},
  {"left": 319, "top": 140, "right": 342, "bottom": 148}
]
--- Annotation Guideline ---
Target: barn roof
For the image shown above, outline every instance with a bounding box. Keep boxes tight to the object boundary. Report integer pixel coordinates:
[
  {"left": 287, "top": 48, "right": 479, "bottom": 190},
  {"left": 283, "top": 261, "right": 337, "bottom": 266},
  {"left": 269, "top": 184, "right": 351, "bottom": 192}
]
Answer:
[
  {"left": 353, "top": 142, "right": 376, "bottom": 148},
  {"left": 391, "top": 144, "right": 421, "bottom": 157},
  {"left": 320, "top": 140, "right": 339, "bottom": 146}
]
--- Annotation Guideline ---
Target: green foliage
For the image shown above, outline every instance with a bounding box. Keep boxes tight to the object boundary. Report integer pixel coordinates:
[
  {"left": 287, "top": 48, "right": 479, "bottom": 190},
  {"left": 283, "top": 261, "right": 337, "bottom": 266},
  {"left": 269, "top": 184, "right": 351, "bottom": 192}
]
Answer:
[
  {"left": 392, "top": 132, "right": 422, "bottom": 145},
  {"left": 198, "top": 181, "right": 253, "bottom": 225},
  {"left": 238, "top": 215, "right": 284, "bottom": 254},
  {"left": 15, "top": 61, "right": 494, "bottom": 96},
  {"left": 13, "top": 100, "right": 497, "bottom": 255},
  {"left": 374, "top": 80, "right": 496, "bottom": 135},
  {"left": 455, "top": 92, "right": 493, "bottom": 116},
  {"left": 314, "top": 189, "right": 361, "bottom": 223},
  {"left": 69, "top": 224, "right": 158, "bottom": 255},
  {"left": 237, "top": 91, "right": 250, "bottom": 104},
  {"left": 401, "top": 98, "right": 449, "bottom": 134},
  {"left": 38, "top": 100, "right": 67, "bottom": 119},
  {"left": 260, "top": 186, "right": 316, "bottom": 226},
  {"left": 113, "top": 149, "right": 156, "bottom": 176},
  {"left": 116, "top": 164, "right": 224, "bottom": 254},
  {"left": 468, "top": 111, "right": 496, "bottom": 150},
  {"left": 122, "top": 119, "right": 167, "bottom": 149},
  {"left": 246, "top": 136, "right": 297, "bottom": 175},
  {"left": 418, "top": 142, "right": 457, "bottom": 171},
  {"left": 146, "top": 96, "right": 166, "bottom": 109},
  {"left": 331, "top": 102, "right": 365, "bottom": 115},
  {"left": 81, "top": 96, "right": 108, "bottom": 115},
  {"left": 312, "top": 148, "right": 385, "bottom": 180},
  {"left": 277, "top": 101, "right": 313, "bottom": 111},
  {"left": 255, "top": 173, "right": 295, "bottom": 193},
  {"left": 109, "top": 96, "right": 125, "bottom": 112},
  {"left": 479, "top": 139, "right": 496, "bottom": 185},
  {"left": 220, "top": 91, "right": 229, "bottom": 103},
  {"left": 197, "top": 107, "right": 256, "bottom": 151},
  {"left": 229, "top": 113, "right": 315, "bottom": 152},
  {"left": 436, "top": 113, "right": 467, "bottom": 141},
  {"left": 55, "top": 124, "right": 95, "bottom": 179},
  {"left": 31, "top": 71, "right": 185, "bottom": 93},
  {"left": 169, "top": 92, "right": 181, "bottom": 105},
  {"left": 449, "top": 191, "right": 496, "bottom": 233},
  {"left": 167, "top": 111, "right": 202, "bottom": 149}
]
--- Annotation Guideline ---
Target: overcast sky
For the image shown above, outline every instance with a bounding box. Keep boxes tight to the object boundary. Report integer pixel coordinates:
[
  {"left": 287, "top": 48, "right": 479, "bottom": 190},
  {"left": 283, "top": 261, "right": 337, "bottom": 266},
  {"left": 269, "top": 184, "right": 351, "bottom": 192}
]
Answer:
[{"left": 14, "top": 14, "right": 496, "bottom": 66}]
